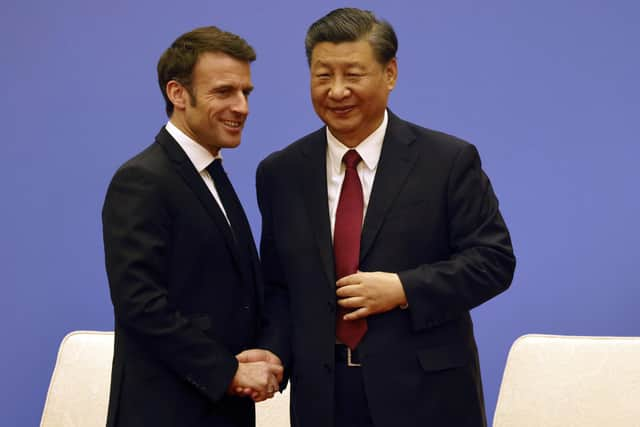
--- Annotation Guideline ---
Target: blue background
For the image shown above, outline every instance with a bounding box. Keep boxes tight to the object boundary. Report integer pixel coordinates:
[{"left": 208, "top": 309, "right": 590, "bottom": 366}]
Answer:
[{"left": 2, "top": 1, "right": 639, "bottom": 424}]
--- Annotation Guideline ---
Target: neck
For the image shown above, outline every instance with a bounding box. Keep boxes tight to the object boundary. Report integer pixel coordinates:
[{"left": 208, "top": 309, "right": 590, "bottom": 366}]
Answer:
[{"left": 168, "top": 115, "right": 220, "bottom": 157}]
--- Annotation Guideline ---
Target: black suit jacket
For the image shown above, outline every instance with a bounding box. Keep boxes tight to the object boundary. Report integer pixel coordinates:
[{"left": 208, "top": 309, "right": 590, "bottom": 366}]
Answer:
[
  {"left": 256, "top": 111, "right": 515, "bottom": 427},
  {"left": 102, "top": 128, "right": 261, "bottom": 427}
]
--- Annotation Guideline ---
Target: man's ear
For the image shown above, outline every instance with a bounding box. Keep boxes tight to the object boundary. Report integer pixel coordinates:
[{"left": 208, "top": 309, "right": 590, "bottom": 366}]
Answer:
[
  {"left": 385, "top": 58, "right": 398, "bottom": 91},
  {"left": 166, "top": 80, "right": 188, "bottom": 111}
]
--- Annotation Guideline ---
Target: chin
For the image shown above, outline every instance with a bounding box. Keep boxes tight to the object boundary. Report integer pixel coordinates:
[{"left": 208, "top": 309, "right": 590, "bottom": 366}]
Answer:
[
  {"left": 330, "top": 124, "right": 358, "bottom": 136},
  {"left": 222, "top": 141, "right": 242, "bottom": 149}
]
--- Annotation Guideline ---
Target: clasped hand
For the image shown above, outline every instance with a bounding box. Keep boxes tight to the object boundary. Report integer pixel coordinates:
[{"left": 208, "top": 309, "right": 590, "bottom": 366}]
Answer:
[{"left": 228, "top": 349, "right": 283, "bottom": 402}]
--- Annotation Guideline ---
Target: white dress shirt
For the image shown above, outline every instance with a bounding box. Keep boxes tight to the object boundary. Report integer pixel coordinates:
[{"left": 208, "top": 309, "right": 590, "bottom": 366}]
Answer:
[
  {"left": 326, "top": 110, "right": 388, "bottom": 240},
  {"left": 165, "top": 121, "right": 230, "bottom": 224}
]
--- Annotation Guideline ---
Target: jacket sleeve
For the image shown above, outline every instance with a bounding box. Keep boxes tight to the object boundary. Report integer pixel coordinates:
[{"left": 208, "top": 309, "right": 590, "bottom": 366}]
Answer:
[
  {"left": 255, "top": 160, "right": 292, "bottom": 378},
  {"left": 102, "top": 164, "right": 238, "bottom": 402},
  {"left": 398, "top": 143, "right": 516, "bottom": 331}
]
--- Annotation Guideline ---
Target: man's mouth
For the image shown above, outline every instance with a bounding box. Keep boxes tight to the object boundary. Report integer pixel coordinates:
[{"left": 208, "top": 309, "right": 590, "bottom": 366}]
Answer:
[
  {"left": 329, "top": 106, "right": 355, "bottom": 115},
  {"left": 222, "top": 120, "right": 243, "bottom": 128}
]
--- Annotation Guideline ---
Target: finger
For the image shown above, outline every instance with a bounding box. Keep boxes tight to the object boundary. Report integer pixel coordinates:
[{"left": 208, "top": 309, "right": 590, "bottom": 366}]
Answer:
[
  {"left": 254, "top": 391, "right": 274, "bottom": 402},
  {"left": 237, "top": 349, "right": 269, "bottom": 363},
  {"left": 268, "top": 363, "right": 284, "bottom": 375},
  {"left": 336, "top": 284, "right": 364, "bottom": 298},
  {"left": 343, "top": 306, "right": 369, "bottom": 320},
  {"left": 233, "top": 386, "right": 252, "bottom": 396},
  {"left": 267, "top": 357, "right": 282, "bottom": 367},
  {"left": 274, "top": 366, "right": 284, "bottom": 383},
  {"left": 267, "top": 375, "right": 279, "bottom": 391},
  {"left": 264, "top": 350, "right": 282, "bottom": 365},
  {"left": 235, "top": 351, "right": 249, "bottom": 362},
  {"left": 236, "top": 349, "right": 265, "bottom": 363},
  {"left": 268, "top": 366, "right": 284, "bottom": 383},
  {"left": 233, "top": 387, "right": 253, "bottom": 397},
  {"left": 337, "top": 296, "right": 366, "bottom": 308},
  {"left": 336, "top": 273, "right": 362, "bottom": 287}
]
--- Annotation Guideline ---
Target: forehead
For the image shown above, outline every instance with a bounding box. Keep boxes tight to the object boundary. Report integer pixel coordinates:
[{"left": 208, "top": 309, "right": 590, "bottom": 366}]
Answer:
[
  {"left": 310, "top": 40, "right": 377, "bottom": 68},
  {"left": 191, "top": 51, "right": 252, "bottom": 86}
]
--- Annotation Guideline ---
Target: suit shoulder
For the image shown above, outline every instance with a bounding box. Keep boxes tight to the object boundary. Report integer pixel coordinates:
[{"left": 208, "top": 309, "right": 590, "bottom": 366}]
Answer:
[
  {"left": 103, "top": 143, "right": 176, "bottom": 209},
  {"left": 259, "top": 127, "right": 324, "bottom": 170},
  {"left": 407, "top": 121, "right": 473, "bottom": 153},
  {"left": 110, "top": 141, "right": 168, "bottom": 181},
  {"left": 387, "top": 114, "right": 481, "bottom": 168},
  {"left": 102, "top": 141, "right": 171, "bottom": 210}
]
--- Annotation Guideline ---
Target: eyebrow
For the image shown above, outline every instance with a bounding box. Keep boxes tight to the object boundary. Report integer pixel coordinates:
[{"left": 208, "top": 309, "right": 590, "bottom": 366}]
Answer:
[
  {"left": 313, "top": 60, "right": 364, "bottom": 69},
  {"left": 210, "top": 84, "right": 254, "bottom": 93}
]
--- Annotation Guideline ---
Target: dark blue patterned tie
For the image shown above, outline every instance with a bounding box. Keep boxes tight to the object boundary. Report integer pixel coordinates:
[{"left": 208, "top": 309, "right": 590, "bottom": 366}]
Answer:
[{"left": 206, "top": 159, "right": 253, "bottom": 268}]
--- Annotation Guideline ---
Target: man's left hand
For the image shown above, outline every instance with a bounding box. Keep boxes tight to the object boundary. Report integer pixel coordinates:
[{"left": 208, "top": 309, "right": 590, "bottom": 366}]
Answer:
[{"left": 336, "top": 271, "right": 407, "bottom": 320}]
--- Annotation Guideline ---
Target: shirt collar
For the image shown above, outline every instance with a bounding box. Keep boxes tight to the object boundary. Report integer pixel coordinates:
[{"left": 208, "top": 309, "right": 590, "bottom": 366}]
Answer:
[
  {"left": 165, "top": 120, "right": 221, "bottom": 172},
  {"left": 326, "top": 110, "right": 388, "bottom": 173}
]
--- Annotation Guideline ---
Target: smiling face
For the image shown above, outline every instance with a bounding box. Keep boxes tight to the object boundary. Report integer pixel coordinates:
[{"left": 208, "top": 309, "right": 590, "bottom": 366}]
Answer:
[
  {"left": 167, "top": 51, "right": 253, "bottom": 156},
  {"left": 310, "top": 39, "right": 397, "bottom": 147}
]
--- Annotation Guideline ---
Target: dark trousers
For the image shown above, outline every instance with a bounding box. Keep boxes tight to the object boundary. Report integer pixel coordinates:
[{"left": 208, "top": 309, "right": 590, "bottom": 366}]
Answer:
[{"left": 334, "top": 345, "right": 374, "bottom": 427}]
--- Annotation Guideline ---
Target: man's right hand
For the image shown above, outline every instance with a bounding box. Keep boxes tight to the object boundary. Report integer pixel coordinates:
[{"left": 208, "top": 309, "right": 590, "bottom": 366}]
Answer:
[{"left": 228, "top": 351, "right": 283, "bottom": 402}]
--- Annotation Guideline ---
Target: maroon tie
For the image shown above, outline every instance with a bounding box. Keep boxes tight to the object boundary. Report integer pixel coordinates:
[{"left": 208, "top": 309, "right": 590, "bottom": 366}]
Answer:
[{"left": 334, "top": 149, "right": 367, "bottom": 349}]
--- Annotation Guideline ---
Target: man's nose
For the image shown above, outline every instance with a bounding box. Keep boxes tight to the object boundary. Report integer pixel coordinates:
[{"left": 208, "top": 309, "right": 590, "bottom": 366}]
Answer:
[
  {"left": 328, "top": 79, "right": 350, "bottom": 100},
  {"left": 231, "top": 92, "right": 249, "bottom": 115}
]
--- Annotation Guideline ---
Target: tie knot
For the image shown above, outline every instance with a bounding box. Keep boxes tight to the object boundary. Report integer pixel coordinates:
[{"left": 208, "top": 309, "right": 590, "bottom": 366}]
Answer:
[
  {"left": 342, "top": 150, "right": 361, "bottom": 169},
  {"left": 207, "top": 158, "right": 224, "bottom": 176}
]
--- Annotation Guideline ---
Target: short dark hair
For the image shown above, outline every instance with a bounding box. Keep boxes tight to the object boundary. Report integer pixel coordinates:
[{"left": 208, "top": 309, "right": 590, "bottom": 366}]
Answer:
[
  {"left": 157, "top": 26, "right": 256, "bottom": 117},
  {"left": 305, "top": 8, "right": 398, "bottom": 66}
]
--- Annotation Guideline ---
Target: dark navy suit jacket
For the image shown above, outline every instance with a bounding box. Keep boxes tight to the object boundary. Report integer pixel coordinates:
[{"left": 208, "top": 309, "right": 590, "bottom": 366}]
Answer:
[
  {"left": 103, "top": 128, "right": 261, "bottom": 427},
  {"left": 256, "top": 111, "right": 515, "bottom": 427}
]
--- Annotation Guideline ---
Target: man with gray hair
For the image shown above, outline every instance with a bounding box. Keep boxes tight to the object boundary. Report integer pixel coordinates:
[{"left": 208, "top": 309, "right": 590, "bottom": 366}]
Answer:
[{"left": 256, "top": 8, "right": 515, "bottom": 427}]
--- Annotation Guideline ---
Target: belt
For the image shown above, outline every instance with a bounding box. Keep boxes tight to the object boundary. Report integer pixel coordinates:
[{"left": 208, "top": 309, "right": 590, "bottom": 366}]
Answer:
[{"left": 335, "top": 344, "right": 362, "bottom": 367}]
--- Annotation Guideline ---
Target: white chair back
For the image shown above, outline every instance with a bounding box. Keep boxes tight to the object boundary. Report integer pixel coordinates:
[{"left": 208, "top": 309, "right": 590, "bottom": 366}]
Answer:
[
  {"left": 41, "top": 330, "right": 291, "bottom": 426},
  {"left": 40, "top": 330, "right": 114, "bottom": 427},
  {"left": 493, "top": 334, "right": 640, "bottom": 427},
  {"left": 256, "top": 383, "right": 291, "bottom": 427}
]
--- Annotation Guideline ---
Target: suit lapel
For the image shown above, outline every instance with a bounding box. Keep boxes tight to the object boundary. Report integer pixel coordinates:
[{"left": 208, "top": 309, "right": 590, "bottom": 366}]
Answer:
[
  {"left": 360, "top": 112, "right": 418, "bottom": 262},
  {"left": 300, "top": 130, "right": 336, "bottom": 286},
  {"left": 155, "top": 128, "right": 249, "bottom": 281}
]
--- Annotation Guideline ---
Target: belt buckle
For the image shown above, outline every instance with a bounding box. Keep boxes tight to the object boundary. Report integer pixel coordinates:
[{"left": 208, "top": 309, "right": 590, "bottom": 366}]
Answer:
[{"left": 347, "top": 347, "right": 361, "bottom": 367}]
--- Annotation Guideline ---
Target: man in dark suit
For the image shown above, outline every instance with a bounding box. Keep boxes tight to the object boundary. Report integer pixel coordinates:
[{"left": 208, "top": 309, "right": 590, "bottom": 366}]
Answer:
[
  {"left": 102, "top": 26, "right": 282, "bottom": 427},
  {"left": 255, "top": 8, "right": 515, "bottom": 427}
]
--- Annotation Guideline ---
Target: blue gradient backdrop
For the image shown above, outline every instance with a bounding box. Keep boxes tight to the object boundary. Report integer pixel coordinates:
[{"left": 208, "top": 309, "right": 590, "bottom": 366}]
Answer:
[{"left": 2, "top": 1, "right": 639, "bottom": 425}]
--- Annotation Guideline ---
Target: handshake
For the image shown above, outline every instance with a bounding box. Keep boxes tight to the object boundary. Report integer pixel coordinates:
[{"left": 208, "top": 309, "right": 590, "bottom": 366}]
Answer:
[{"left": 228, "top": 349, "right": 284, "bottom": 402}]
